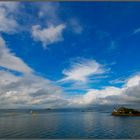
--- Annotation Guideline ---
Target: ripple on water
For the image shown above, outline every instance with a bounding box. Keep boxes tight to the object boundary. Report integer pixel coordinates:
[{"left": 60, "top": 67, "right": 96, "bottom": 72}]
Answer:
[{"left": 0, "top": 111, "right": 140, "bottom": 138}]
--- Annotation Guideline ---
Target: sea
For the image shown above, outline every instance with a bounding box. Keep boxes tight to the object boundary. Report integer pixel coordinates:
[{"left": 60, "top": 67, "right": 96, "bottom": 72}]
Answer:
[{"left": 0, "top": 105, "right": 140, "bottom": 139}]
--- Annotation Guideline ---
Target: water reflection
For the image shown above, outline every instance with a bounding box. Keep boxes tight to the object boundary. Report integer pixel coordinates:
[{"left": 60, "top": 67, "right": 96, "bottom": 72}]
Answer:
[{"left": 0, "top": 111, "right": 139, "bottom": 138}]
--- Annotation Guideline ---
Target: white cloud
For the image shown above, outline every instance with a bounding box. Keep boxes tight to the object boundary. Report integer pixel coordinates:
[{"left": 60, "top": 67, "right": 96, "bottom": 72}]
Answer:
[
  {"left": 60, "top": 58, "right": 107, "bottom": 83},
  {"left": 0, "top": 2, "right": 19, "bottom": 33},
  {"left": 0, "top": 70, "right": 19, "bottom": 86},
  {"left": 68, "top": 74, "right": 140, "bottom": 107},
  {"left": 0, "top": 70, "right": 67, "bottom": 108},
  {"left": 125, "top": 74, "right": 140, "bottom": 88},
  {"left": 0, "top": 37, "right": 32, "bottom": 74},
  {"left": 32, "top": 24, "right": 66, "bottom": 48},
  {"left": 67, "top": 86, "right": 122, "bottom": 107}
]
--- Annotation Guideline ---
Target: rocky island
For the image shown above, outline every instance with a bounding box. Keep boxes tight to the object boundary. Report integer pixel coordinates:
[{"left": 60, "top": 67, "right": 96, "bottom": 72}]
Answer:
[{"left": 112, "top": 107, "right": 140, "bottom": 116}]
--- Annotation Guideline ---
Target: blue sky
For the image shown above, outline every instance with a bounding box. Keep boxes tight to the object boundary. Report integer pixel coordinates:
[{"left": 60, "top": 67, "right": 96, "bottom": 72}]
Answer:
[{"left": 0, "top": 2, "right": 140, "bottom": 108}]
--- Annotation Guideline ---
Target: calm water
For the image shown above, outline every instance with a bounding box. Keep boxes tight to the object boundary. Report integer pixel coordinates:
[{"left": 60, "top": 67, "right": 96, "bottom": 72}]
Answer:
[{"left": 0, "top": 110, "right": 140, "bottom": 138}]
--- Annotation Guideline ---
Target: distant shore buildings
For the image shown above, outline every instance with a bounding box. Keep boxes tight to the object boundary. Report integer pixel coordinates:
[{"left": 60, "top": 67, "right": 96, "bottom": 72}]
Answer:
[{"left": 112, "top": 107, "right": 140, "bottom": 116}]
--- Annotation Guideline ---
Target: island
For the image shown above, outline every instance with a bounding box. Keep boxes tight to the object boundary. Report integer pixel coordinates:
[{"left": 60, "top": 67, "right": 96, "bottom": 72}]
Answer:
[{"left": 112, "top": 107, "right": 140, "bottom": 116}]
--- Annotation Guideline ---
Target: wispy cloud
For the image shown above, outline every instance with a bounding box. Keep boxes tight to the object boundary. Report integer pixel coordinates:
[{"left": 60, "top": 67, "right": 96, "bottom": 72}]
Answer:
[
  {"left": 38, "top": 2, "right": 60, "bottom": 24},
  {"left": 109, "top": 78, "right": 126, "bottom": 85},
  {"left": 68, "top": 18, "right": 83, "bottom": 34},
  {"left": 0, "top": 2, "right": 19, "bottom": 33},
  {"left": 133, "top": 27, "right": 140, "bottom": 35},
  {"left": 108, "top": 40, "right": 117, "bottom": 51},
  {"left": 32, "top": 24, "right": 66, "bottom": 48},
  {"left": 60, "top": 58, "right": 108, "bottom": 83}
]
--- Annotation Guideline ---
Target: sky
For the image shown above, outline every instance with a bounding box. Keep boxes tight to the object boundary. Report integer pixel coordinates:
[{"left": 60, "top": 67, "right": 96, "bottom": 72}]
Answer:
[{"left": 0, "top": 2, "right": 140, "bottom": 108}]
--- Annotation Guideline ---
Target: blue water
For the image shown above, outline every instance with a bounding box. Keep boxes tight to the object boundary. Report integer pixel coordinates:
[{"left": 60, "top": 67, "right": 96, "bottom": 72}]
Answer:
[{"left": 0, "top": 110, "right": 140, "bottom": 138}]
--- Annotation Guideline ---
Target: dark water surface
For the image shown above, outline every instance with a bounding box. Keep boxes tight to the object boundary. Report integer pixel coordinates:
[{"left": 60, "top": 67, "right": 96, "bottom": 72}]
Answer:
[{"left": 0, "top": 110, "right": 140, "bottom": 138}]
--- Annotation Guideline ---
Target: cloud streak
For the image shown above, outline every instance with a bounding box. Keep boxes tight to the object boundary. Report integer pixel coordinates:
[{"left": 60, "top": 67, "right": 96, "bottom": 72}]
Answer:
[
  {"left": 0, "top": 37, "right": 32, "bottom": 74},
  {"left": 60, "top": 58, "right": 107, "bottom": 83}
]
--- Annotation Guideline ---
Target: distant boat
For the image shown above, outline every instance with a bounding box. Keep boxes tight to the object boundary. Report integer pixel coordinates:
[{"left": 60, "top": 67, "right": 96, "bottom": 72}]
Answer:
[{"left": 112, "top": 107, "right": 140, "bottom": 116}]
